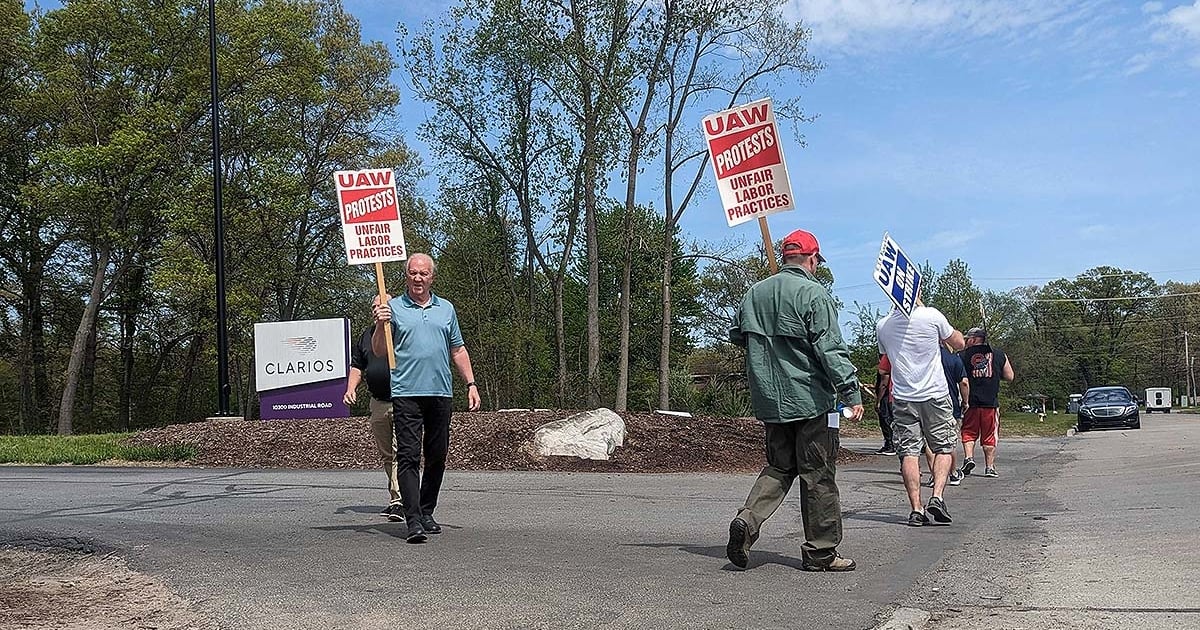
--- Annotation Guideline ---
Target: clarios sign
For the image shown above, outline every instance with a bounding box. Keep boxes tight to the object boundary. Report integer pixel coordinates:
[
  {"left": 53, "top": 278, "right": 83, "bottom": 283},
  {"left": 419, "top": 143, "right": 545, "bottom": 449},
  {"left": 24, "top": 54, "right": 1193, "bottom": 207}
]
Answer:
[{"left": 254, "top": 319, "right": 348, "bottom": 391}]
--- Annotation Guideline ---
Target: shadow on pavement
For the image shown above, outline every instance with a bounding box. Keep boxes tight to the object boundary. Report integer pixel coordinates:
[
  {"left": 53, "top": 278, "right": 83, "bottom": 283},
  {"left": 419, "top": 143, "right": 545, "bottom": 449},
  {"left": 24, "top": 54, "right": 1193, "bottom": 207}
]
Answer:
[
  {"left": 334, "top": 505, "right": 388, "bottom": 515},
  {"left": 311, "top": 523, "right": 409, "bottom": 539},
  {"left": 842, "top": 509, "right": 908, "bottom": 525},
  {"left": 627, "top": 541, "right": 808, "bottom": 571}
]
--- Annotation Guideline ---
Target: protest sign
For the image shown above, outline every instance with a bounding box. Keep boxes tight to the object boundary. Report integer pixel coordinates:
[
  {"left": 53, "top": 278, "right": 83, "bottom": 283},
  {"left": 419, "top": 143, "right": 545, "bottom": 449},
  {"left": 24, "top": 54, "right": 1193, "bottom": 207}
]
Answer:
[
  {"left": 335, "top": 169, "right": 408, "bottom": 265},
  {"left": 702, "top": 98, "right": 795, "bottom": 228},
  {"left": 335, "top": 168, "right": 406, "bottom": 367},
  {"left": 874, "top": 232, "right": 923, "bottom": 316}
]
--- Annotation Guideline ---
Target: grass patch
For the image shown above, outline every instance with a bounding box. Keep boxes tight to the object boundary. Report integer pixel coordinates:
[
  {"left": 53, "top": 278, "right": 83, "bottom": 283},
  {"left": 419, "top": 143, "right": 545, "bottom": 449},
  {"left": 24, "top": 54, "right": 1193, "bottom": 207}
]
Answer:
[
  {"left": 0, "top": 433, "right": 196, "bottom": 465},
  {"left": 999, "top": 412, "right": 1076, "bottom": 437},
  {"left": 842, "top": 411, "right": 1075, "bottom": 438}
]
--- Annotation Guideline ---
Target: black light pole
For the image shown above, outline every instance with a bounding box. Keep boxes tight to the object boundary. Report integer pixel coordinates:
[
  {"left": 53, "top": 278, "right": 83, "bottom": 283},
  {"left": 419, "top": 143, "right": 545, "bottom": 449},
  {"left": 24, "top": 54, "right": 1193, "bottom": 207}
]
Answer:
[{"left": 208, "top": 0, "right": 232, "bottom": 416}]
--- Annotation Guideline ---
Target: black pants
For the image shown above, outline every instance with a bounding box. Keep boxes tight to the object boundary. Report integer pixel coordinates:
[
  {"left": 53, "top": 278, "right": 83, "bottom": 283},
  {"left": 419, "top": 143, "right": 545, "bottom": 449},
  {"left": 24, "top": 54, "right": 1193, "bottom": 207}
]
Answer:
[
  {"left": 393, "top": 396, "right": 453, "bottom": 523},
  {"left": 877, "top": 397, "right": 895, "bottom": 448}
]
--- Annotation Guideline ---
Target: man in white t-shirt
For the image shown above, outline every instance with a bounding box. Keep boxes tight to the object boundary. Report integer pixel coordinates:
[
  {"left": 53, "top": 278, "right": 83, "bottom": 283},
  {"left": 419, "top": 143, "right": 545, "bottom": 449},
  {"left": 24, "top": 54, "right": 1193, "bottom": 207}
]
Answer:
[{"left": 876, "top": 305, "right": 965, "bottom": 527}]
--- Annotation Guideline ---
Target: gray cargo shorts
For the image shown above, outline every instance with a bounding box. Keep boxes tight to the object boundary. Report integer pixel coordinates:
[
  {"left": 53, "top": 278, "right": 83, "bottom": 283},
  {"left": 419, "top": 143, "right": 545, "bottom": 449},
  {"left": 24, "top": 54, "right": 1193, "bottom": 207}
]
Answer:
[{"left": 892, "top": 396, "right": 957, "bottom": 457}]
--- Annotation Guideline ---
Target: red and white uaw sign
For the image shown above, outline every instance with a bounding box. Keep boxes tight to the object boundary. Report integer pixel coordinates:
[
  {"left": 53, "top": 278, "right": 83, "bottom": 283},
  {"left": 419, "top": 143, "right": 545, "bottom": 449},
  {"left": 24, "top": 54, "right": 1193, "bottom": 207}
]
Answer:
[
  {"left": 702, "top": 98, "right": 794, "bottom": 227},
  {"left": 335, "top": 168, "right": 408, "bottom": 265}
]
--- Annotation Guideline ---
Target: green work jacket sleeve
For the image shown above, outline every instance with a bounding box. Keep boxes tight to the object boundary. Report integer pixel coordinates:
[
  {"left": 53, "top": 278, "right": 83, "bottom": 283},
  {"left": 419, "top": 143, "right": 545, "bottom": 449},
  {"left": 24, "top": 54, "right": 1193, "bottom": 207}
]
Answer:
[{"left": 808, "top": 292, "right": 863, "bottom": 406}]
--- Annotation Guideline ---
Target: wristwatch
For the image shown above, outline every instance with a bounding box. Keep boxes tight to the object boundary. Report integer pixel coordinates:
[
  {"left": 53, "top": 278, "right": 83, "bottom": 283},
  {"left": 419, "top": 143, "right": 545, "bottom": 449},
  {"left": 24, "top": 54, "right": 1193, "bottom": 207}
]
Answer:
[{"left": 467, "top": 382, "right": 477, "bottom": 388}]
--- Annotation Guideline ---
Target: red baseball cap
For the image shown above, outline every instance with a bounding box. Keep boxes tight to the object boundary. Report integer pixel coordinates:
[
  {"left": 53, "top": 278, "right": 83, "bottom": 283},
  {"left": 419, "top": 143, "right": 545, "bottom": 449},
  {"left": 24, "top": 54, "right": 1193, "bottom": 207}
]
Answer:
[{"left": 781, "top": 229, "right": 826, "bottom": 263}]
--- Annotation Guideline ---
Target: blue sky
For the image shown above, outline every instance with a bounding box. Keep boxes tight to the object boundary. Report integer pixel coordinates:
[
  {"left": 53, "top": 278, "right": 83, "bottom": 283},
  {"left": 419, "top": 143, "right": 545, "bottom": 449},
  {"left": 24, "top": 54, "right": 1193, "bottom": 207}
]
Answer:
[
  {"left": 349, "top": 0, "right": 1200, "bottom": 315},
  {"left": 27, "top": 0, "right": 1198, "bottom": 309}
]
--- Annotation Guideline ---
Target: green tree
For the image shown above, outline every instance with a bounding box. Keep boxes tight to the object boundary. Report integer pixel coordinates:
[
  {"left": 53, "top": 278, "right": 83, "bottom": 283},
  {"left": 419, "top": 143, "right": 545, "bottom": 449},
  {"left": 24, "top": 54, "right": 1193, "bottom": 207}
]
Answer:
[
  {"left": 31, "top": 0, "right": 211, "bottom": 434},
  {"left": 159, "top": 0, "right": 418, "bottom": 419},
  {"left": 401, "top": 0, "right": 579, "bottom": 404},
  {"left": 656, "top": 0, "right": 821, "bottom": 409},
  {"left": 1030, "top": 267, "right": 1158, "bottom": 391},
  {"left": 576, "top": 203, "right": 701, "bottom": 409},
  {"left": 927, "top": 259, "right": 983, "bottom": 330},
  {"left": 0, "top": 0, "right": 60, "bottom": 433}
]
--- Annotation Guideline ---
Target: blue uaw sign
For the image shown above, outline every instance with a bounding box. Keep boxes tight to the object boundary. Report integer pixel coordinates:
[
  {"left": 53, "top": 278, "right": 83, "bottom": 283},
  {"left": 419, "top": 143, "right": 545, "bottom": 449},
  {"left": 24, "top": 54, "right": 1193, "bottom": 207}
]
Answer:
[{"left": 874, "top": 233, "right": 922, "bottom": 316}]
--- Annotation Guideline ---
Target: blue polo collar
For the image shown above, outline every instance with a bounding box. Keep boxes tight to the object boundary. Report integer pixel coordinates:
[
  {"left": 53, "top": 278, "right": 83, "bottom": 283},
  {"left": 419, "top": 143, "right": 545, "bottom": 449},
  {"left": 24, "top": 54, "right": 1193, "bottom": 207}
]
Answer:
[{"left": 400, "top": 292, "right": 440, "bottom": 309}]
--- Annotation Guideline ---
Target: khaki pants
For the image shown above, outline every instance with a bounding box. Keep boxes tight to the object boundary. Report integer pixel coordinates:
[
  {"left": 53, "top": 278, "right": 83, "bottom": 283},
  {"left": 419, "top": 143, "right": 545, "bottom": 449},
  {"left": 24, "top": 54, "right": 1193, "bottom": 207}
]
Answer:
[
  {"left": 368, "top": 397, "right": 400, "bottom": 504},
  {"left": 737, "top": 416, "right": 842, "bottom": 564}
]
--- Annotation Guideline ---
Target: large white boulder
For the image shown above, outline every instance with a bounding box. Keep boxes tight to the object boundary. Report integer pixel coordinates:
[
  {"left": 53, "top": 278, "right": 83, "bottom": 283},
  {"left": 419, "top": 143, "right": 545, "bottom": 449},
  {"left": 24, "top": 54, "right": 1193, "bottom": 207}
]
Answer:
[{"left": 532, "top": 408, "right": 626, "bottom": 460}]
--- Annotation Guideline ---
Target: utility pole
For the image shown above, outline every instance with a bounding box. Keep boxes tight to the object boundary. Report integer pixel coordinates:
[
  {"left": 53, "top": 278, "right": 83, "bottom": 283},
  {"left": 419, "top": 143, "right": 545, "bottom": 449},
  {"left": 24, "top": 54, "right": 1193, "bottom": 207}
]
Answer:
[
  {"left": 1186, "top": 331, "right": 1194, "bottom": 407},
  {"left": 209, "top": 0, "right": 233, "bottom": 417}
]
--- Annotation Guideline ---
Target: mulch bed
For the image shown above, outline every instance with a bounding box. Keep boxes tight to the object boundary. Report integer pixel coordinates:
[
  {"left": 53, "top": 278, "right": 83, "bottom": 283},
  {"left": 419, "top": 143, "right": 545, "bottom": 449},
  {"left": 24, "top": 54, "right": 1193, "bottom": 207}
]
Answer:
[{"left": 126, "top": 410, "right": 873, "bottom": 473}]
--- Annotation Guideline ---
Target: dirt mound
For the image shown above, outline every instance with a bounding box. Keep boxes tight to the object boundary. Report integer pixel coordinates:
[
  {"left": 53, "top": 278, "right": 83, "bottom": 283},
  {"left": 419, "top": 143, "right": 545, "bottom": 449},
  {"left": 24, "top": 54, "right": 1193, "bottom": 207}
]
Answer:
[
  {"left": 0, "top": 544, "right": 215, "bottom": 630},
  {"left": 127, "top": 410, "right": 873, "bottom": 473}
]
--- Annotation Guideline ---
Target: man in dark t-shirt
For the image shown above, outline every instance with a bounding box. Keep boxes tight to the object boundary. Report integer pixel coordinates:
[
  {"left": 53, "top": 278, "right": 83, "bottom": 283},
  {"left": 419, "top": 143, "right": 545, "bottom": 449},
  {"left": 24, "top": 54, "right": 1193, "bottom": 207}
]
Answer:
[
  {"left": 344, "top": 295, "right": 402, "bottom": 521},
  {"left": 941, "top": 346, "right": 968, "bottom": 486},
  {"left": 957, "top": 327, "right": 1015, "bottom": 478}
]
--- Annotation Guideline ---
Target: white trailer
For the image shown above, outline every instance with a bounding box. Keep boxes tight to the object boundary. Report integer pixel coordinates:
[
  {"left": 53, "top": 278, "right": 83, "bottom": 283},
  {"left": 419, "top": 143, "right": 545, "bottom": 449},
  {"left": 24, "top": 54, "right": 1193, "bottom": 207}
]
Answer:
[{"left": 1145, "top": 387, "right": 1172, "bottom": 413}]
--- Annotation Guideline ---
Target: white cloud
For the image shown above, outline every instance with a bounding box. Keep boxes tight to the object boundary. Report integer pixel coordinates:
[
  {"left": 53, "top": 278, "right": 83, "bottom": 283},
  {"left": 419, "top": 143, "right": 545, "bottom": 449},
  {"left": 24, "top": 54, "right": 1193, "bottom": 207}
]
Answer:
[
  {"left": 1123, "top": 51, "right": 1157, "bottom": 75},
  {"left": 1142, "top": 1, "right": 1164, "bottom": 14},
  {"left": 788, "top": 0, "right": 1100, "bottom": 49},
  {"left": 914, "top": 229, "right": 980, "bottom": 252},
  {"left": 1146, "top": 1, "right": 1200, "bottom": 69},
  {"left": 1161, "top": 1, "right": 1200, "bottom": 40}
]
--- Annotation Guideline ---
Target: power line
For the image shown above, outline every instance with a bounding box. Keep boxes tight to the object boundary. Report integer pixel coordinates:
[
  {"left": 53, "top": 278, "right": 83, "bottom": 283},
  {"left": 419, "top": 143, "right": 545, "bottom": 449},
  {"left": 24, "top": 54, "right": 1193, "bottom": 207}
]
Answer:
[
  {"left": 1030, "top": 315, "right": 1199, "bottom": 333},
  {"left": 976, "top": 267, "right": 1200, "bottom": 281},
  {"left": 1029, "top": 291, "right": 1200, "bottom": 303}
]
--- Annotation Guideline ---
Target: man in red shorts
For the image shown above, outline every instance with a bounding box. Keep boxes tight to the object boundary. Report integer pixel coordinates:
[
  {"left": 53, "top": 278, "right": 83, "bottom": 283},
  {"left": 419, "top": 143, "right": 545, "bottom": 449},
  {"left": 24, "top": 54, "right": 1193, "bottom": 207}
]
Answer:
[{"left": 958, "top": 328, "right": 1014, "bottom": 478}]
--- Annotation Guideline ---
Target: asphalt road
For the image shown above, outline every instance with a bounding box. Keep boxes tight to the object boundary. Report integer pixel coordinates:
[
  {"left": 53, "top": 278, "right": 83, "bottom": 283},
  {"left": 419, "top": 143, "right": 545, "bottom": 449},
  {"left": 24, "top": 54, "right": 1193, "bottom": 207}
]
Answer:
[
  {"left": 2, "top": 414, "right": 1196, "bottom": 629},
  {"left": 908, "top": 412, "right": 1200, "bottom": 629}
]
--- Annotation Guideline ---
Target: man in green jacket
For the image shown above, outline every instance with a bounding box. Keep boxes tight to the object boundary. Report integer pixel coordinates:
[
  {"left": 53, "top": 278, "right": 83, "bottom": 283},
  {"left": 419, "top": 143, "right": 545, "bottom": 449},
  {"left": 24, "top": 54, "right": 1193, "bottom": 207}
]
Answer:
[{"left": 726, "top": 228, "right": 864, "bottom": 572}]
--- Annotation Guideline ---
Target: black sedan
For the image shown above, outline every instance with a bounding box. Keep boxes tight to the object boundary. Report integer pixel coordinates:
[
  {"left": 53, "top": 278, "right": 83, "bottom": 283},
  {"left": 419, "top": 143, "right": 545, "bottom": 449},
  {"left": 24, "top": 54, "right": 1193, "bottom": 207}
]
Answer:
[{"left": 1077, "top": 386, "right": 1140, "bottom": 432}]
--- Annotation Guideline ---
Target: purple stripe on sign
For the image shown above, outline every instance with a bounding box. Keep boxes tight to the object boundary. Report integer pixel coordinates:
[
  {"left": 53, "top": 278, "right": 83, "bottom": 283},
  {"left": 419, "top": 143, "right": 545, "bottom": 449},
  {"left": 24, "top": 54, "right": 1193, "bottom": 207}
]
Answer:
[{"left": 259, "top": 378, "right": 348, "bottom": 420}]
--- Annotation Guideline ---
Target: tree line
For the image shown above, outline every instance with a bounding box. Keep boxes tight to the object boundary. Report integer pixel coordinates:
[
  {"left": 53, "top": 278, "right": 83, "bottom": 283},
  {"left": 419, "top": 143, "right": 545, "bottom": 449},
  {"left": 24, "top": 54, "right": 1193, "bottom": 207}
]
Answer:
[
  {"left": 3, "top": 1, "right": 1194, "bottom": 436},
  {"left": 838, "top": 261, "right": 1200, "bottom": 412},
  {"left": 0, "top": 0, "right": 821, "bottom": 434}
]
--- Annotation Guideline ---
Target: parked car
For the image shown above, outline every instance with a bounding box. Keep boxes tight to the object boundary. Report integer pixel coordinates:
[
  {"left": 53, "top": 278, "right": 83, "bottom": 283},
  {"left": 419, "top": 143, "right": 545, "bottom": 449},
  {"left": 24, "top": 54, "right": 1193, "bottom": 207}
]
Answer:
[{"left": 1077, "top": 386, "right": 1140, "bottom": 432}]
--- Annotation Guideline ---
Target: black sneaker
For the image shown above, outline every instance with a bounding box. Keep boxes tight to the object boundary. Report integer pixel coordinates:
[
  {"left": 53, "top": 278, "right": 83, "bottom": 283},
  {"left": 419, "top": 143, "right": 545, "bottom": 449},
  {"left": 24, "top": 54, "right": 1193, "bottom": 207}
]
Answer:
[
  {"left": 405, "top": 521, "right": 427, "bottom": 544},
  {"left": 726, "top": 517, "right": 756, "bottom": 569},
  {"left": 907, "top": 510, "right": 929, "bottom": 527},
  {"left": 984, "top": 467, "right": 999, "bottom": 477},
  {"left": 960, "top": 458, "right": 976, "bottom": 476},
  {"left": 921, "top": 476, "right": 934, "bottom": 488},
  {"left": 948, "top": 470, "right": 963, "bottom": 486},
  {"left": 875, "top": 445, "right": 897, "bottom": 456},
  {"left": 382, "top": 502, "right": 404, "bottom": 522},
  {"left": 926, "top": 496, "right": 952, "bottom": 524},
  {"left": 420, "top": 515, "right": 442, "bottom": 534}
]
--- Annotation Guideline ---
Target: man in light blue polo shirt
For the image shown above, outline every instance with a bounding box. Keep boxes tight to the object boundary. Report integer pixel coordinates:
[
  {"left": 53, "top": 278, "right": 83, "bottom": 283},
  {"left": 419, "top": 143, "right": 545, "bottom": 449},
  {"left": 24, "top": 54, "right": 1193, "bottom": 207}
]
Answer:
[{"left": 372, "top": 253, "right": 480, "bottom": 543}]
